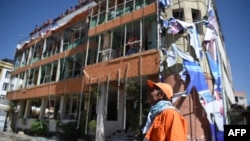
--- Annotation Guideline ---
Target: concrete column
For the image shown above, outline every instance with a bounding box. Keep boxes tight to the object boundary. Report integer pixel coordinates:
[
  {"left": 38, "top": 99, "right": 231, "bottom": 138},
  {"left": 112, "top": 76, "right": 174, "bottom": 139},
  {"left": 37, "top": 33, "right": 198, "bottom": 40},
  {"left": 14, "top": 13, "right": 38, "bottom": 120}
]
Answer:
[
  {"left": 17, "top": 101, "right": 26, "bottom": 118},
  {"left": 96, "top": 83, "right": 106, "bottom": 141},
  {"left": 23, "top": 71, "right": 27, "bottom": 89},
  {"left": 39, "top": 97, "right": 48, "bottom": 120},
  {"left": 41, "top": 38, "right": 47, "bottom": 59},
  {"left": 59, "top": 96, "right": 66, "bottom": 119},
  {"left": 24, "top": 100, "right": 31, "bottom": 118},
  {"left": 60, "top": 35, "right": 64, "bottom": 52},
  {"left": 56, "top": 59, "right": 60, "bottom": 81},
  {"left": 37, "top": 66, "right": 41, "bottom": 85}
]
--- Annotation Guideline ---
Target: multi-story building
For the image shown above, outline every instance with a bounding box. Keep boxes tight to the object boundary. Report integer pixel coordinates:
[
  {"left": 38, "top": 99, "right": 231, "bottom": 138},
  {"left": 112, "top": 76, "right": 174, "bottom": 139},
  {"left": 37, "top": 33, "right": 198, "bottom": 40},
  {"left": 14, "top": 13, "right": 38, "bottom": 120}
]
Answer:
[
  {"left": 6, "top": 0, "right": 236, "bottom": 140},
  {"left": 0, "top": 58, "right": 14, "bottom": 131},
  {"left": 0, "top": 59, "right": 13, "bottom": 99},
  {"left": 228, "top": 91, "right": 248, "bottom": 125},
  {"left": 234, "top": 91, "right": 247, "bottom": 108}
]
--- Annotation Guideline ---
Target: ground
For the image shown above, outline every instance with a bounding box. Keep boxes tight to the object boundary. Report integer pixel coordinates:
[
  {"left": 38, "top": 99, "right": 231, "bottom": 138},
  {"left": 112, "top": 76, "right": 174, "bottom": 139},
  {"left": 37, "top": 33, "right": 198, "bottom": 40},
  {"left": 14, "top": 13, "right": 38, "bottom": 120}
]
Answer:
[{"left": 0, "top": 131, "right": 56, "bottom": 141}]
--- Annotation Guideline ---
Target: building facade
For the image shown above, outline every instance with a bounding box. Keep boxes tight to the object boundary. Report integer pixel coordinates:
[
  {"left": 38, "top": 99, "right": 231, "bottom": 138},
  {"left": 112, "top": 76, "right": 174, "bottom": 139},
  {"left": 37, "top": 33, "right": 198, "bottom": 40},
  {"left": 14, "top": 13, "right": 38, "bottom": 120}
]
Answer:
[
  {"left": 7, "top": 0, "right": 236, "bottom": 140},
  {"left": 0, "top": 59, "right": 14, "bottom": 131},
  {"left": 0, "top": 59, "right": 13, "bottom": 99},
  {"left": 228, "top": 91, "right": 248, "bottom": 125},
  {"left": 234, "top": 91, "right": 247, "bottom": 108}
]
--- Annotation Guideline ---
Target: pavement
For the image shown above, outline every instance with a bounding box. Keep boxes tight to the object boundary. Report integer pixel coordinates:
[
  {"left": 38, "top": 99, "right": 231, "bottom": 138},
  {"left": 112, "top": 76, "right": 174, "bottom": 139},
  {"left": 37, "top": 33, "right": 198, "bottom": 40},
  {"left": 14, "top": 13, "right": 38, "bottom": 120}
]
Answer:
[{"left": 0, "top": 131, "right": 56, "bottom": 141}]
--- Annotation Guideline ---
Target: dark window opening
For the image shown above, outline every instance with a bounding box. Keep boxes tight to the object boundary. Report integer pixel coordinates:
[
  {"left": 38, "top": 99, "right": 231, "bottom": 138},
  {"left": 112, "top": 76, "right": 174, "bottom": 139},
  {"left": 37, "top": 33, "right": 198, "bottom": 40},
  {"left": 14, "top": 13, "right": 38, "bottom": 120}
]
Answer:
[
  {"left": 173, "top": 9, "right": 184, "bottom": 20},
  {"left": 235, "top": 96, "right": 238, "bottom": 102},
  {"left": 172, "top": 9, "right": 184, "bottom": 34},
  {"left": 5, "top": 71, "right": 11, "bottom": 79},
  {"left": 192, "top": 9, "right": 203, "bottom": 34},
  {"left": 107, "top": 91, "right": 118, "bottom": 121}
]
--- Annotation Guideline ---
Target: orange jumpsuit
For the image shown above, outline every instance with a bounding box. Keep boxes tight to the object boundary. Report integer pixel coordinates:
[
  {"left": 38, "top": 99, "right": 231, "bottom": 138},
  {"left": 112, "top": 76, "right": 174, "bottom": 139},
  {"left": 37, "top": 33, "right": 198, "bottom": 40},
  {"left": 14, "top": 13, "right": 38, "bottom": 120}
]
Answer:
[{"left": 144, "top": 108, "right": 188, "bottom": 141}]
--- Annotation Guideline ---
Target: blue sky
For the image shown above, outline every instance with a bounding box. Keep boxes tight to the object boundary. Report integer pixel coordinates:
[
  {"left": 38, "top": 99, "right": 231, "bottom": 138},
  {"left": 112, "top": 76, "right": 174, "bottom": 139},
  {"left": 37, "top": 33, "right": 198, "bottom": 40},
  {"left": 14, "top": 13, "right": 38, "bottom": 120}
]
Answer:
[
  {"left": 0, "top": 0, "right": 249, "bottom": 104},
  {"left": 215, "top": 0, "right": 250, "bottom": 104}
]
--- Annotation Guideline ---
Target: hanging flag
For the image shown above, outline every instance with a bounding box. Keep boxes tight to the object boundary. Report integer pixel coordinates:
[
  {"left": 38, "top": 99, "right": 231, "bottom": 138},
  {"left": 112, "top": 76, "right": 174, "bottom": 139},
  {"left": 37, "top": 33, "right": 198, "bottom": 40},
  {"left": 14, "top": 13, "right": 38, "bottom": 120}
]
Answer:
[
  {"left": 165, "top": 17, "right": 203, "bottom": 59},
  {"left": 204, "top": 28, "right": 217, "bottom": 61},
  {"left": 159, "top": 0, "right": 170, "bottom": 7},
  {"left": 177, "top": 20, "right": 203, "bottom": 59},
  {"left": 166, "top": 18, "right": 183, "bottom": 34},
  {"left": 171, "top": 43, "right": 195, "bottom": 62},
  {"left": 160, "top": 16, "right": 169, "bottom": 28},
  {"left": 183, "top": 60, "right": 212, "bottom": 98},
  {"left": 160, "top": 43, "right": 195, "bottom": 83},
  {"left": 207, "top": 52, "right": 222, "bottom": 93},
  {"left": 184, "top": 58, "right": 224, "bottom": 141},
  {"left": 205, "top": 0, "right": 219, "bottom": 35}
]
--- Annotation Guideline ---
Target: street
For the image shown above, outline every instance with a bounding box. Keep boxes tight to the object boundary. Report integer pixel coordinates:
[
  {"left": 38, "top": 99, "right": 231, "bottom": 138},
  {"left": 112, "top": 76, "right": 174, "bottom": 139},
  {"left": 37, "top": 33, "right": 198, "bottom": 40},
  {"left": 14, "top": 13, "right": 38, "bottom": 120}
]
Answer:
[{"left": 0, "top": 131, "right": 56, "bottom": 141}]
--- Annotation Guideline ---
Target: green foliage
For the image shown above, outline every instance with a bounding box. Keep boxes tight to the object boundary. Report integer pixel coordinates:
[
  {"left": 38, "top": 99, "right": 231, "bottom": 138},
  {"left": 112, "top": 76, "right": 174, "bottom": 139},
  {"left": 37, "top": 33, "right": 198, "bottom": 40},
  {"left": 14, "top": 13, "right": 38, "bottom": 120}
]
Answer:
[
  {"left": 58, "top": 121, "right": 83, "bottom": 141},
  {"left": 30, "top": 120, "right": 48, "bottom": 136},
  {"left": 8, "top": 101, "right": 15, "bottom": 110},
  {"left": 8, "top": 101, "right": 15, "bottom": 115},
  {"left": 124, "top": 79, "right": 149, "bottom": 139},
  {"left": 125, "top": 79, "right": 139, "bottom": 95},
  {"left": 90, "top": 87, "right": 99, "bottom": 99},
  {"left": 88, "top": 120, "right": 96, "bottom": 134},
  {"left": 8, "top": 101, "right": 17, "bottom": 131},
  {"left": 84, "top": 86, "right": 99, "bottom": 103}
]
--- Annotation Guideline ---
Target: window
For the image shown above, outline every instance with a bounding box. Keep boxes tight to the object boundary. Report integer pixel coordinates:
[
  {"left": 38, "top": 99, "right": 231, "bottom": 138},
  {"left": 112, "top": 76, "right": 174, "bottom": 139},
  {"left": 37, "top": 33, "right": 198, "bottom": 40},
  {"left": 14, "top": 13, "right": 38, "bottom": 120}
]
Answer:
[
  {"left": 192, "top": 9, "right": 203, "bottom": 34},
  {"left": 14, "top": 53, "right": 22, "bottom": 69},
  {"left": 239, "top": 96, "right": 244, "bottom": 100},
  {"left": 45, "top": 96, "right": 60, "bottom": 119},
  {"left": 40, "top": 63, "right": 52, "bottom": 84},
  {"left": 10, "top": 84, "right": 14, "bottom": 90},
  {"left": 31, "top": 43, "right": 42, "bottom": 64},
  {"left": 235, "top": 96, "right": 238, "bottom": 102},
  {"left": 30, "top": 100, "right": 41, "bottom": 118},
  {"left": 172, "top": 9, "right": 184, "bottom": 34},
  {"left": 63, "top": 95, "right": 82, "bottom": 120},
  {"left": 5, "top": 71, "right": 11, "bottom": 79},
  {"left": 173, "top": 9, "right": 184, "bottom": 20},
  {"left": 107, "top": 91, "right": 118, "bottom": 121},
  {"left": 24, "top": 49, "right": 29, "bottom": 65},
  {"left": 63, "top": 21, "right": 85, "bottom": 51},
  {"left": 25, "top": 67, "right": 39, "bottom": 88},
  {"left": 2, "top": 83, "right": 8, "bottom": 91}
]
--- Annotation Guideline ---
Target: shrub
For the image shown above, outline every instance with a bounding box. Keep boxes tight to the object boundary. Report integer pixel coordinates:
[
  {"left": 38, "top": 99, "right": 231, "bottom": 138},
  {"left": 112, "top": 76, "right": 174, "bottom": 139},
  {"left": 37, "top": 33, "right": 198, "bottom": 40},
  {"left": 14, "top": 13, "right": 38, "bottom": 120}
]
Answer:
[
  {"left": 30, "top": 119, "right": 48, "bottom": 136},
  {"left": 58, "top": 121, "right": 82, "bottom": 141}
]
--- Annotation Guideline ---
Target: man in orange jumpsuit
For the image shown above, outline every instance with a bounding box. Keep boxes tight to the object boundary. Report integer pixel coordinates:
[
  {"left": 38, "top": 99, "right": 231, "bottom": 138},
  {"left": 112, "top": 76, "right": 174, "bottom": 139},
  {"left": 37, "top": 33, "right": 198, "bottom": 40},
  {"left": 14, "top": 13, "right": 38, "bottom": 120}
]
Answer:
[{"left": 142, "top": 80, "right": 188, "bottom": 141}]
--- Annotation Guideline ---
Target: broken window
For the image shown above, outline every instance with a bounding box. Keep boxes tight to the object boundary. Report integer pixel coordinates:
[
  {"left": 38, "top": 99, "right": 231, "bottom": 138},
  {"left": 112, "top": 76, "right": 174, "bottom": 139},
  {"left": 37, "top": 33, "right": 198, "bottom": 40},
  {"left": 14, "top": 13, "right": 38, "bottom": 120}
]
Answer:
[
  {"left": 40, "top": 62, "right": 54, "bottom": 84},
  {"left": 63, "top": 21, "right": 85, "bottom": 51},
  {"left": 14, "top": 53, "right": 22, "bottom": 69},
  {"left": 29, "top": 99, "right": 42, "bottom": 118},
  {"left": 25, "top": 67, "right": 39, "bottom": 88},
  {"left": 46, "top": 96, "right": 60, "bottom": 119},
  {"left": 18, "top": 72, "right": 25, "bottom": 89},
  {"left": 10, "top": 75, "right": 17, "bottom": 91},
  {"left": 31, "top": 42, "right": 43, "bottom": 64}
]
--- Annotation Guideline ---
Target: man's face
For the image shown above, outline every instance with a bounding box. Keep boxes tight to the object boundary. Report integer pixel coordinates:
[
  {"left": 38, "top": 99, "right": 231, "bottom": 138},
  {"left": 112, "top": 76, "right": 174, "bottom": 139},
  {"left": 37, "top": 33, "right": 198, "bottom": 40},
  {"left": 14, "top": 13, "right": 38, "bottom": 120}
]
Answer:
[{"left": 147, "top": 87, "right": 163, "bottom": 106}]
